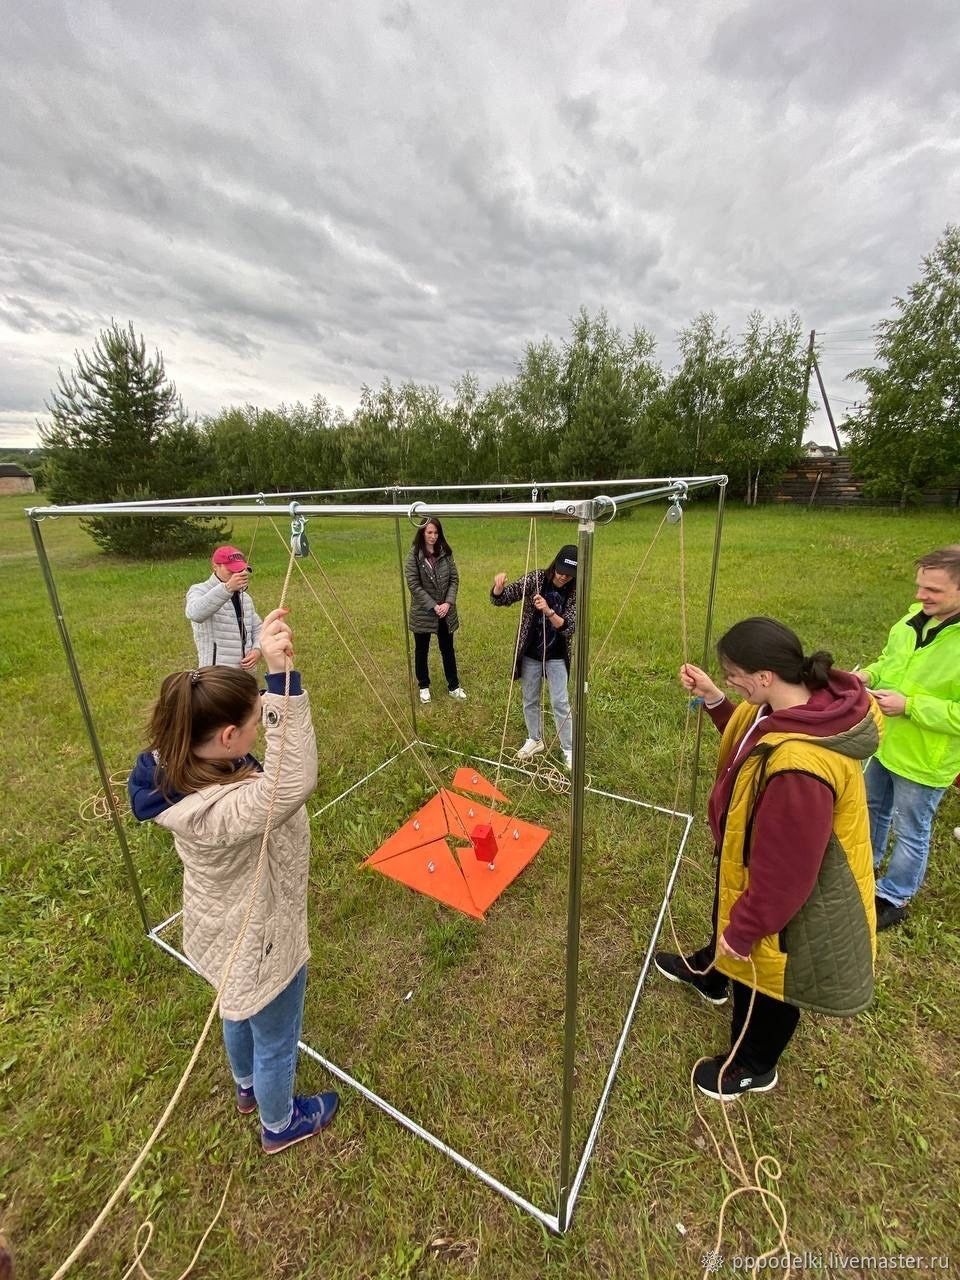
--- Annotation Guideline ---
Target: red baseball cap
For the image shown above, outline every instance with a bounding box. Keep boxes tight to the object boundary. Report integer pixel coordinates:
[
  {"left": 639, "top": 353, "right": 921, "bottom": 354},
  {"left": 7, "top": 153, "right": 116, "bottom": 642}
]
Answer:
[{"left": 211, "top": 545, "right": 250, "bottom": 571}]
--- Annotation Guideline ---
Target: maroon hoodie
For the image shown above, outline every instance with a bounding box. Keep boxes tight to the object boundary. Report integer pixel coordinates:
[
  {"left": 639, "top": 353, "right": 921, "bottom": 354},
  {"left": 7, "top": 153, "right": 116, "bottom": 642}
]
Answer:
[{"left": 704, "top": 670, "right": 872, "bottom": 958}]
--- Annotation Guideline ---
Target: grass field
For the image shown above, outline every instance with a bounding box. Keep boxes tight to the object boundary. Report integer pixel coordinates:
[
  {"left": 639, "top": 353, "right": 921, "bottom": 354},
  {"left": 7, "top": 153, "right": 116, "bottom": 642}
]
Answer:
[{"left": 1, "top": 491, "right": 958, "bottom": 1279}]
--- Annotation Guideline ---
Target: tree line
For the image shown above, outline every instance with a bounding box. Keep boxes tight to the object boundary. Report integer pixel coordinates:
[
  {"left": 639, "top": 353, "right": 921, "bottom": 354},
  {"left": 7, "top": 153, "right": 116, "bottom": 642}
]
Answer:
[{"left": 37, "top": 225, "right": 960, "bottom": 555}]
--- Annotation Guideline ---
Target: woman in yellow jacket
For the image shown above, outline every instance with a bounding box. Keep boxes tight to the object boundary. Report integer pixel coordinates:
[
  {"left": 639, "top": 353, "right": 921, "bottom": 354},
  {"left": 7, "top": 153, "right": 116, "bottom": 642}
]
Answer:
[{"left": 656, "top": 617, "right": 880, "bottom": 1101}]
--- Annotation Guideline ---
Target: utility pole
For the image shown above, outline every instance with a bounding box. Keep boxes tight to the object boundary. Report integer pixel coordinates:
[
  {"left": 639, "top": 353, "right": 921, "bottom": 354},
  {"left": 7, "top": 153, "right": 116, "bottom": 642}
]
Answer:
[
  {"left": 812, "top": 352, "right": 843, "bottom": 452},
  {"left": 797, "top": 328, "right": 815, "bottom": 447}
]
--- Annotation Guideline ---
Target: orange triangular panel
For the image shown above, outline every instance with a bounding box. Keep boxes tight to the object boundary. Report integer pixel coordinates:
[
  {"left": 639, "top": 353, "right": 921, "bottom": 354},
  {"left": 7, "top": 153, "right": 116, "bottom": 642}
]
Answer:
[
  {"left": 439, "top": 790, "right": 545, "bottom": 844},
  {"left": 451, "top": 767, "right": 509, "bottom": 805},
  {"left": 364, "top": 785, "right": 552, "bottom": 918},
  {"left": 367, "top": 837, "right": 484, "bottom": 918},
  {"left": 364, "top": 792, "right": 450, "bottom": 866},
  {"left": 457, "top": 822, "right": 551, "bottom": 913}
]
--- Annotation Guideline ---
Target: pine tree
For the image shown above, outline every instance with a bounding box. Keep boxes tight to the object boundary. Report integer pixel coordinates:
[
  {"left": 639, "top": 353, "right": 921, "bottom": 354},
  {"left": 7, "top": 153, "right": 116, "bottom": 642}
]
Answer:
[{"left": 40, "top": 322, "right": 225, "bottom": 555}]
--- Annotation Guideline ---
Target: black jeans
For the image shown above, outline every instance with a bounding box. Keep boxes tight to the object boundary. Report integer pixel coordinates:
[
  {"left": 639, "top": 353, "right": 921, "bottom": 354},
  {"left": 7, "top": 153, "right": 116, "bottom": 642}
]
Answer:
[
  {"left": 729, "top": 980, "right": 801, "bottom": 1076},
  {"left": 414, "top": 619, "right": 459, "bottom": 690},
  {"left": 688, "top": 863, "right": 801, "bottom": 1075}
]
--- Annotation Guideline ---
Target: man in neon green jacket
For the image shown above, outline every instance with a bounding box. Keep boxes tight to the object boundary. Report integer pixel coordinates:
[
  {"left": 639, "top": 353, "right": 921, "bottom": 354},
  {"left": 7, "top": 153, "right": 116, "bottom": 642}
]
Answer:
[{"left": 859, "top": 545, "right": 960, "bottom": 930}]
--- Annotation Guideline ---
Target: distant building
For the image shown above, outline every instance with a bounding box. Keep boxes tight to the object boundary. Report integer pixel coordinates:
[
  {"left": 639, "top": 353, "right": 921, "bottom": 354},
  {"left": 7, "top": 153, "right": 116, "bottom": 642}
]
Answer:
[
  {"left": 0, "top": 463, "right": 36, "bottom": 495},
  {"left": 803, "top": 442, "right": 839, "bottom": 458}
]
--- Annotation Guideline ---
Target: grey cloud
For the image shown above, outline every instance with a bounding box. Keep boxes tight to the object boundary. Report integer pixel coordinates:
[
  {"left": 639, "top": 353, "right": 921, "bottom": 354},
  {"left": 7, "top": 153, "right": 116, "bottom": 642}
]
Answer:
[
  {"left": 381, "top": 0, "right": 414, "bottom": 31},
  {"left": 0, "top": 296, "right": 87, "bottom": 335},
  {"left": 708, "top": 0, "right": 960, "bottom": 110},
  {"left": 1, "top": 0, "right": 957, "bottom": 444},
  {"left": 558, "top": 93, "right": 600, "bottom": 136}
]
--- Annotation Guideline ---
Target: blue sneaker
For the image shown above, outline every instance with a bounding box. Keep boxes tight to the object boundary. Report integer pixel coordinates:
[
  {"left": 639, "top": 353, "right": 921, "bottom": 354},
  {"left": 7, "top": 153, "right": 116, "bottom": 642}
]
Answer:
[
  {"left": 236, "top": 1084, "right": 256, "bottom": 1115},
  {"left": 261, "top": 1092, "right": 340, "bottom": 1154}
]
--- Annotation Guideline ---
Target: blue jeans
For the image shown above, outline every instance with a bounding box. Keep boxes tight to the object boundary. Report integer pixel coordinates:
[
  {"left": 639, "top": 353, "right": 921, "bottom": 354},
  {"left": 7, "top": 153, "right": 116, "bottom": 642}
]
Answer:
[
  {"left": 222, "top": 966, "right": 307, "bottom": 1131},
  {"left": 866, "top": 759, "right": 946, "bottom": 907},
  {"left": 520, "top": 656, "right": 573, "bottom": 751}
]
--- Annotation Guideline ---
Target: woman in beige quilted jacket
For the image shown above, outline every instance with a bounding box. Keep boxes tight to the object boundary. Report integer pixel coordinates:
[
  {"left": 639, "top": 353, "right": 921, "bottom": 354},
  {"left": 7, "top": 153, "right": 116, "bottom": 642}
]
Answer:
[{"left": 129, "top": 607, "right": 339, "bottom": 1155}]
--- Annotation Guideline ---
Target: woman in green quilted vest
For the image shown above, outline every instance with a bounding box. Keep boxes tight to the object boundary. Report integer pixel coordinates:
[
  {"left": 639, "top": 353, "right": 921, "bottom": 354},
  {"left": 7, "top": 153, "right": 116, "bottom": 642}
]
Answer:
[{"left": 655, "top": 617, "right": 881, "bottom": 1101}]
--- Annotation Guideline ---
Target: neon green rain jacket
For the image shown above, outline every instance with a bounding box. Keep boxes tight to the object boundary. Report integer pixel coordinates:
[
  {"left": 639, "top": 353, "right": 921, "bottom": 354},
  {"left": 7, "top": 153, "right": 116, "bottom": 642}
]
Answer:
[{"left": 863, "top": 605, "right": 960, "bottom": 787}]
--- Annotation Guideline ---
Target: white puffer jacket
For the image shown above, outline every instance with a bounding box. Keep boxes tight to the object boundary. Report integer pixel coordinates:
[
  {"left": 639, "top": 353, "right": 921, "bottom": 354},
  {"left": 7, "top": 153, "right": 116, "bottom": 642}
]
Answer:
[
  {"left": 185, "top": 575, "right": 262, "bottom": 667},
  {"left": 155, "top": 688, "right": 317, "bottom": 1021}
]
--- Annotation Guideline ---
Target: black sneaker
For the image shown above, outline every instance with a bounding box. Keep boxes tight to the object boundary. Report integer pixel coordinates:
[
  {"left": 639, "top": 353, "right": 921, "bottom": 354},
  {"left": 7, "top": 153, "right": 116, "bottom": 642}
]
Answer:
[
  {"left": 654, "top": 951, "right": 729, "bottom": 1005},
  {"left": 693, "top": 1055, "right": 778, "bottom": 1101},
  {"left": 875, "top": 895, "right": 907, "bottom": 932}
]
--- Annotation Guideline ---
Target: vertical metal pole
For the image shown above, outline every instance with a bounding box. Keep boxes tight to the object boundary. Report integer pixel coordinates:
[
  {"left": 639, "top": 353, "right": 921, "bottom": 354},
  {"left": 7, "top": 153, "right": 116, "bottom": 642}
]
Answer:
[
  {"left": 813, "top": 353, "right": 843, "bottom": 453},
  {"left": 394, "top": 516, "right": 419, "bottom": 736},
  {"left": 686, "top": 480, "right": 727, "bottom": 817},
  {"left": 29, "top": 516, "right": 150, "bottom": 932},
  {"left": 556, "top": 515, "right": 595, "bottom": 1230},
  {"left": 797, "top": 328, "right": 815, "bottom": 447}
]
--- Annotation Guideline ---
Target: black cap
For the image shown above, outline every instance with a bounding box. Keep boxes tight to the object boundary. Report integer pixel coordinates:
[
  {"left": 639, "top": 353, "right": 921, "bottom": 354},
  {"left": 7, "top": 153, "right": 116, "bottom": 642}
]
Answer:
[{"left": 554, "top": 545, "right": 578, "bottom": 577}]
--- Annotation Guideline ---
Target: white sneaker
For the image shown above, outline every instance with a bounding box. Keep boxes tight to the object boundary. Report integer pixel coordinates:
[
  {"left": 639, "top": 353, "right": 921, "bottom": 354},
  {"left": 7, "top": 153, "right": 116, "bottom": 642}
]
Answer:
[
  {"left": 448, "top": 687, "right": 467, "bottom": 700},
  {"left": 562, "top": 749, "right": 573, "bottom": 771},
  {"left": 515, "top": 738, "right": 545, "bottom": 762},
  {"left": 419, "top": 688, "right": 431, "bottom": 703},
  {"left": 954, "top": 827, "right": 960, "bottom": 842}
]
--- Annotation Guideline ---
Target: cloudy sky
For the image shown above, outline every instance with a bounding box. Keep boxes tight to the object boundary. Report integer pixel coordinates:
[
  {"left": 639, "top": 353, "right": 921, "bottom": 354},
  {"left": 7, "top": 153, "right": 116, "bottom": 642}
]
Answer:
[{"left": 2, "top": 0, "right": 958, "bottom": 449}]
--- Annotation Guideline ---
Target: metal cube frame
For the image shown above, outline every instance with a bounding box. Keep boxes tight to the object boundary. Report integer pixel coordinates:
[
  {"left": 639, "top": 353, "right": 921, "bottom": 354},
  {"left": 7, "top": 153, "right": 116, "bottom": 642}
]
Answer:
[{"left": 27, "top": 474, "right": 726, "bottom": 1234}]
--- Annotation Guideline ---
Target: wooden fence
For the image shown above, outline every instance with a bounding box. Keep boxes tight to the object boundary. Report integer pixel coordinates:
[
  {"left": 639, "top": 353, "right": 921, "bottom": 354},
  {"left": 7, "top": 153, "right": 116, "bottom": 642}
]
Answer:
[{"left": 764, "top": 457, "right": 960, "bottom": 508}]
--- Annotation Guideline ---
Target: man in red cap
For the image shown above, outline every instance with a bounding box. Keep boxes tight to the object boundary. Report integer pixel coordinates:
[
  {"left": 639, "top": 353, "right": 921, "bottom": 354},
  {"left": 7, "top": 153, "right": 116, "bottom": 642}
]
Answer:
[{"left": 185, "top": 545, "right": 262, "bottom": 669}]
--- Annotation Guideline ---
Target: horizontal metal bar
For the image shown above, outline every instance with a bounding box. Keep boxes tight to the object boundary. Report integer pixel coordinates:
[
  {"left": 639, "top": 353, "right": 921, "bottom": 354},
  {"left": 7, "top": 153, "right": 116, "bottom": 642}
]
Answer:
[
  {"left": 26, "top": 477, "right": 726, "bottom": 522},
  {"left": 413, "top": 739, "right": 554, "bottom": 780},
  {"left": 25, "top": 475, "right": 728, "bottom": 516},
  {"left": 311, "top": 743, "right": 414, "bottom": 820},
  {"left": 609, "top": 479, "right": 727, "bottom": 510},
  {"left": 27, "top": 499, "right": 596, "bottom": 520},
  {"left": 148, "top": 930, "right": 203, "bottom": 979},
  {"left": 141, "top": 738, "right": 699, "bottom": 1237},
  {"left": 146, "top": 929, "right": 560, "bottom": 1233},
  {"left": 583, "top": 783, "right": 692, "bottom": 821},
  {"left": 564, "top": 812, "right": 694, "bottom": 1224},
  {"left": 151, "top": 908, "right": 184, "bottom": 936},
  {"left": 417, "top": 742, "right": 694, "bottom": 818},
  {"left": 296, "top": 1042, "right": 560, "bottom": 1232}
]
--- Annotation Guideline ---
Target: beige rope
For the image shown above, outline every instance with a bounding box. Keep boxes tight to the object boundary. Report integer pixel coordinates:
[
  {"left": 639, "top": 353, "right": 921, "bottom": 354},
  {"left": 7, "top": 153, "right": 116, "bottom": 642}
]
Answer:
[
  {"left": 245, "top": 515, "right": 262, "bottom": 568},
  {"left": 50, "top": 555, "right": 299, "bottom": 1279},
  {"left": 590, "top": 508, "right": 670, "bottom": 670},
  {"left": 504, "top": 507, "right": 672, "bottom": 820},
  {"left": 263, "top": 520, "right": 472, "bottom": 845},
  {"left": 691, "top": 963, "right": 792, "bottom": 1279},
  {"left": 489, "top": 518, "right": 537, "bottom": 815},
  {"left": 656, "top": 513, "right": 792, "bottom": 1277},
  {"left": 119, "top": 1173, "right": 233, "bottom": 1280},
  {"left": 79, "top": 773, "right": 131, "bottom": 822}
]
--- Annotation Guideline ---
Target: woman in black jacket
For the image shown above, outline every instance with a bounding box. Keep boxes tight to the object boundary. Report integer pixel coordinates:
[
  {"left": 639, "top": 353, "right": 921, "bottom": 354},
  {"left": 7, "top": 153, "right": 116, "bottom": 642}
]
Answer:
[{"left": 404, "top": 518, "right": 467, "bottom": 704}]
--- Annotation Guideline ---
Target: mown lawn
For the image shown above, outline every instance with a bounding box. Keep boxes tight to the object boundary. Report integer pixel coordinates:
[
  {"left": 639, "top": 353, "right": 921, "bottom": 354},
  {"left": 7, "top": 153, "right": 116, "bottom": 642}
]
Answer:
[{"left": 1, "top": 491, "right": 958, "bottom": 1279}]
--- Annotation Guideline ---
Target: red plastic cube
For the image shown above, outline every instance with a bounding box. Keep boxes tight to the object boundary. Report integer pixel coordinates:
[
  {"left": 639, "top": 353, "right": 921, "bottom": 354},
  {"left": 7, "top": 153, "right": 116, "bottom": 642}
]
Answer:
[{"left": 471, "top": 823, "right": 498, "bottom": 861}]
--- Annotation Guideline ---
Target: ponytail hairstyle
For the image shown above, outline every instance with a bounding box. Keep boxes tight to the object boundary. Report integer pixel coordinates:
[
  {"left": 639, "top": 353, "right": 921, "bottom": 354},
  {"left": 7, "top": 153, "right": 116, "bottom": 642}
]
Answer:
[
  {"left": 717, "top": 617, "right": 834, "bottom": 692},
  {"left": 412, "top": 517, "right": 452, "bottom": 557},
  {"left": 147, "top": 667, "right": 260, "bottom": 798}
]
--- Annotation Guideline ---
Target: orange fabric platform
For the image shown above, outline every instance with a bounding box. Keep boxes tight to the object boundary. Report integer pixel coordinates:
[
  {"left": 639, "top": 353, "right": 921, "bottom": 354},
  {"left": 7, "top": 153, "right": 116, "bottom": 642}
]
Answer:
[{"left": 364, "top": 768, "right": 551, "bottom": 918}]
